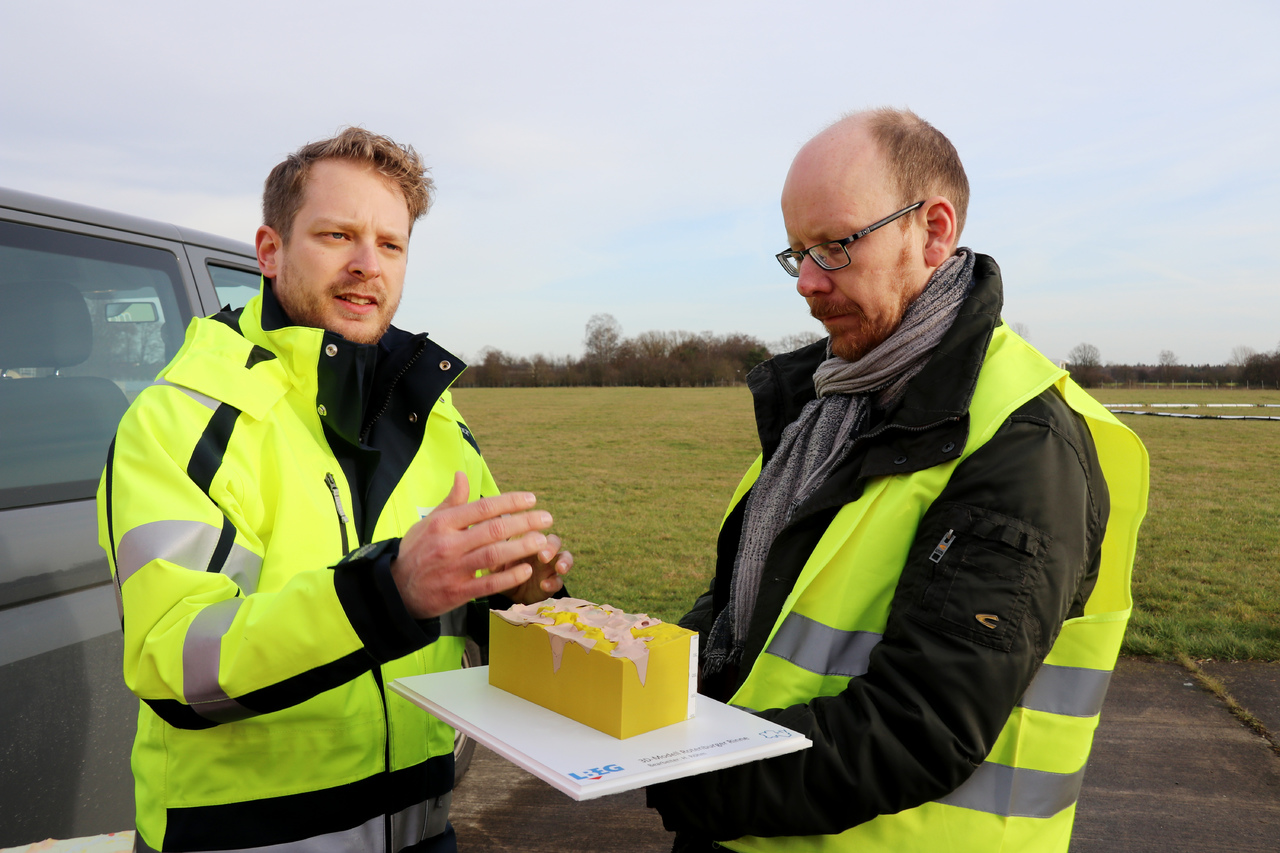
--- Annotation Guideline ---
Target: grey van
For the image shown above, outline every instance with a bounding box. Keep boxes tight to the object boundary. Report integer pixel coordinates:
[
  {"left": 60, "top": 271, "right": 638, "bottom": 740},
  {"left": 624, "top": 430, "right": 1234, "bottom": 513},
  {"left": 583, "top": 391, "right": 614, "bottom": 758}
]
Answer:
[
  {"left": 0, "top": 186, "right": 262, "bottom": 844},
  {"left": 0, "top": 186, "right": 480, "bottom": 846}
]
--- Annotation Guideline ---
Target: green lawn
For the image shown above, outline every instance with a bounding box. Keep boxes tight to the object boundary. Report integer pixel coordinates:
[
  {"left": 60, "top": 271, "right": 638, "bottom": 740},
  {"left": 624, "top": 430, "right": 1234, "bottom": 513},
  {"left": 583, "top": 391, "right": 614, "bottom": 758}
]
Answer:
[
  {"left": 1091, "top": 388, "right": 1280, "bottom": 660},
  {"left": 453, "top": 387, "right": 759, "bottom": 620},
  {"left": 454, "top": 386, "right": 1280, "bottom": 661},
  {"left": 1091, "top": 387, "right": 1280, "bottom": 407}
]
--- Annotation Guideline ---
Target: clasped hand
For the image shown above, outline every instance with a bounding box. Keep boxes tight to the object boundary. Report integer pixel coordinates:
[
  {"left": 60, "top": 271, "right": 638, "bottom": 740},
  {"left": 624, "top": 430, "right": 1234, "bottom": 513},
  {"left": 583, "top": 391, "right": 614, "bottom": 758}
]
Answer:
[{"left": 391, "top": 471, "right": 573, "bottom": 619}]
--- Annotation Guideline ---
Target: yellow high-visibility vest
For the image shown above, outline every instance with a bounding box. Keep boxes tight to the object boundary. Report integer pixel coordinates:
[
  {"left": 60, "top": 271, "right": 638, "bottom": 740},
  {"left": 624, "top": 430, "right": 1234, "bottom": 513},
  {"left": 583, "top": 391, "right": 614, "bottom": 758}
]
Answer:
[{"left": 723, "top": 325, "right": 1149, "bottom": 853}]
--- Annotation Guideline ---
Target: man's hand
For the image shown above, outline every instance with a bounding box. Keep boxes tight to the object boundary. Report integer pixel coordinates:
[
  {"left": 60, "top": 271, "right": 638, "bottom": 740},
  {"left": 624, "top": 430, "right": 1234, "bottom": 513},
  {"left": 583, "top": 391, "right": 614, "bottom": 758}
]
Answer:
[
  {"left": 391, "top": 471, "right": 560, "bottom": 618},
  {"left": 503, "top": 534, "right": 573, "bottom": 604}
]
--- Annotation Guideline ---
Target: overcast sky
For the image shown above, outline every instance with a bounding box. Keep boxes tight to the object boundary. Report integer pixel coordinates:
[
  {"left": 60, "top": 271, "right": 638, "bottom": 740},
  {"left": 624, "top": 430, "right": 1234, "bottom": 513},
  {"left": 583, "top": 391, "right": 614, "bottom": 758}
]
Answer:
[{"left": 2, "top": 0, "right": 1276, "bottom": 366}]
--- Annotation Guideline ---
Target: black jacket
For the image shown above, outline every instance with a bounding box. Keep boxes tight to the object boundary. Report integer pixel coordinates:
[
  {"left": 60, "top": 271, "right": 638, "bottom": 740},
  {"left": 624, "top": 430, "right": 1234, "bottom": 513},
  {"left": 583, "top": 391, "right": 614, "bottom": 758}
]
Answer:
[{"left": 647, "top": 255, "right": 1110, "bottom": 846}]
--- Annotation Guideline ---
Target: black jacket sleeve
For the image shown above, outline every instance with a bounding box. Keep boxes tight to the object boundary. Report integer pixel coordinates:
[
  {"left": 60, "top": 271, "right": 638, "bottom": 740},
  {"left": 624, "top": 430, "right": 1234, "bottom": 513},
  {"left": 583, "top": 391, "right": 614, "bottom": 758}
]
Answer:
[{"left": 647, "top": 392, "right": 1109, "bottom": 841}]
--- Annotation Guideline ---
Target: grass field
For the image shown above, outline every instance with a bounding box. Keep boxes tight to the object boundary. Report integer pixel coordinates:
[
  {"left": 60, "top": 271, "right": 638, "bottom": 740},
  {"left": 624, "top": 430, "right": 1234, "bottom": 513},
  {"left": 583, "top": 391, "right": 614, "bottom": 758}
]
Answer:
[
  {"left": 454, "top": 385, "right": 1280, "bottom": 662},
  {"left": 453, "top": 387, "right": 759, "bottom": 620},
  {"left": 1091, "top": 387, "right": 1280, "bottom": 407},
  {"left": 1091, "top": 388, "right": 1280, "bottom": 660}
]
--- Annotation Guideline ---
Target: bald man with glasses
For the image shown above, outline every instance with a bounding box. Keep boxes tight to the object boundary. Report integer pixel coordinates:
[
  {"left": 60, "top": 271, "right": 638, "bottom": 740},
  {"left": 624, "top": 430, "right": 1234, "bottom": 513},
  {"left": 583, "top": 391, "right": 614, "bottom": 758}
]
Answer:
[{"left": 646, "top": 108, "right": 1148, "bottom": 853}]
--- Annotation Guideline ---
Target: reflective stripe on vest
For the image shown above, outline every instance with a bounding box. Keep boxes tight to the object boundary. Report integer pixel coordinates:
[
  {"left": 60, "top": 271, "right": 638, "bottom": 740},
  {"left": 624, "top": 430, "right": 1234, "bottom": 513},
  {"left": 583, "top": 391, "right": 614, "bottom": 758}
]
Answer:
[
  {"left": 116, "top": 519, "right": 263, "bottom": 592},
  {"left": 183, "top": 597, "right": 253, "bottom": 723},
  {"left": 722, "top": 325, "right": 1149, "bottom": 853},
  {"left": 763, "top": 613, "right": 1113, "bottom": 718}
]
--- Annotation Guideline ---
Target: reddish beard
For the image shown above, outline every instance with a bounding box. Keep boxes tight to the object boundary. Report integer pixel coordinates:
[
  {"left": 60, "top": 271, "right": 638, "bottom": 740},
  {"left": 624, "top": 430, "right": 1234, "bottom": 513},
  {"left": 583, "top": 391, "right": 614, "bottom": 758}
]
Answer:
[
  {"left": 809, "top": 297, "right": 900, "bottom": 361},
  {"left": 809, "top": 242, "right": 919, "bottom": 362},
  {"left": 275, "top": 265, "right": 398, "bottom": 345}
]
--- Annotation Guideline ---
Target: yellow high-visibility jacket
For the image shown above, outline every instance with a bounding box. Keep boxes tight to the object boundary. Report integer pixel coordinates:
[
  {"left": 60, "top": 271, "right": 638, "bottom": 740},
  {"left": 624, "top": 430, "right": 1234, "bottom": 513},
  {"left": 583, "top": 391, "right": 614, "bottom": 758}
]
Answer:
[
  {"left": 98, "top": 284, "right": 495, "bottom": 852},
  {"left": 649, "top": 255, "right": 1149, "bottom": 853}
]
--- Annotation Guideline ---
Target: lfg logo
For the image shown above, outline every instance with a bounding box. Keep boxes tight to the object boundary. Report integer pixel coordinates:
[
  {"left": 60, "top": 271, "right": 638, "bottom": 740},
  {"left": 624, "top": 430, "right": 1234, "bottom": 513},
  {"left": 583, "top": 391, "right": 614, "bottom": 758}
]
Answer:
[{"left": 568, "top": 764, "right": 624, "bottom": 781}]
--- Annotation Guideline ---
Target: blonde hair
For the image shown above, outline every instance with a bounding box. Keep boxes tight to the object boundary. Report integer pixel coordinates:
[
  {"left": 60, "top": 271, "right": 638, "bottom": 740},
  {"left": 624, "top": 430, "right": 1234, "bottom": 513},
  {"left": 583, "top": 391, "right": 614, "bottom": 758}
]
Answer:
[{"left": 263, "top": 127, "right": 434, "bottom": 241}]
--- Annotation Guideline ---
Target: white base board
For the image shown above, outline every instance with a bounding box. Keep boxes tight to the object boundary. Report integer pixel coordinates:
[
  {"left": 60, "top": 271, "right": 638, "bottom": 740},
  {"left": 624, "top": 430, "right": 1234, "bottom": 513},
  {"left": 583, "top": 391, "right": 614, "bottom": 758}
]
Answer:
[{"left": 392, "top": 667, "right": 811, "bottom": 801}]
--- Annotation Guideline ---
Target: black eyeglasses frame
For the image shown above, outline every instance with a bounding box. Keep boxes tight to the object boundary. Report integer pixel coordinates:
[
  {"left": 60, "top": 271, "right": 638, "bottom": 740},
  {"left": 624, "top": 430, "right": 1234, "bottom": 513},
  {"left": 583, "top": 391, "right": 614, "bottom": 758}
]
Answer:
[{"left": 775, "top": 200, "right": 926, "bottom": 277}]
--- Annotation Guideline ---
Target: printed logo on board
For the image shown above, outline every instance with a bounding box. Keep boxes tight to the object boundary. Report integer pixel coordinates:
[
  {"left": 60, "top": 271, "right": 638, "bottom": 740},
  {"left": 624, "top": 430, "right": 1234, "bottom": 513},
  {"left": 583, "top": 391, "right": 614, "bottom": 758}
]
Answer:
[
  {"left": 759, "top": 729, "right": 793, "bottom": 739},
  {"left": 567, "top": 764, "right": 624, "bottom": 781}
]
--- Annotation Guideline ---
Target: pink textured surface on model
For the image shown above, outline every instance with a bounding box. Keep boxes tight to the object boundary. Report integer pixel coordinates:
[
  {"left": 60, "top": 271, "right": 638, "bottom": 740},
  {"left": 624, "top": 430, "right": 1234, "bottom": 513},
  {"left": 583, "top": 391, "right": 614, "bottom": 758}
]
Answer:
[{"left": 494, "top": 598, "right": 667, "bottom": 684}]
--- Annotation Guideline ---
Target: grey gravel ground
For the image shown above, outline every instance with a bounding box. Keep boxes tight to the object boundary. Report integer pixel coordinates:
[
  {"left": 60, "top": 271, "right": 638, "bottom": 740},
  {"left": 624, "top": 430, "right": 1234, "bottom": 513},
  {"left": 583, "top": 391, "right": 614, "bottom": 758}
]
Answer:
[{"left": 449, "top": 657, "right": 1280, "bottom": 852}]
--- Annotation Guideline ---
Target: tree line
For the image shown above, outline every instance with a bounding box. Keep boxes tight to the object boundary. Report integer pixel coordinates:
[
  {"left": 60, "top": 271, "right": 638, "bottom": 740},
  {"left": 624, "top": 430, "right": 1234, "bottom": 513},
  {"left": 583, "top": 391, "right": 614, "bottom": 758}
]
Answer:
[
  {"left": 1064, "top": 342, "right": 1280, "bottom": 388},
  {"left": 454, "top": 316, "right": 1280, "bottom": 390},
  {"left": 455, "top": 314, "right": 822, "bottom": 388}
]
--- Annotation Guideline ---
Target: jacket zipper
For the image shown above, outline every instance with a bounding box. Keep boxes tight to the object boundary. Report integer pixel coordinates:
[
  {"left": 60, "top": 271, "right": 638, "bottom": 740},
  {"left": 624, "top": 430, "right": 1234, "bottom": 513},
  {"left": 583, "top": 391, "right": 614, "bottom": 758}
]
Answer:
[
  {"left": 350, "top": 342, "right": 424, "bottom": 850},
  {"left": 324, "top": 472, "right": 352, "bottom": 556},
  {"left": 325, "top": 470, "right": 391, "bottom": 841},
  {"left": 857, "top": 413, "right": 962, "bottom": 451},
  {"left": 360, "top": 340, "right": 426, "bottom": 445},
  {"left": 345, "top": 339, "right": 433, "bottom": 848}
]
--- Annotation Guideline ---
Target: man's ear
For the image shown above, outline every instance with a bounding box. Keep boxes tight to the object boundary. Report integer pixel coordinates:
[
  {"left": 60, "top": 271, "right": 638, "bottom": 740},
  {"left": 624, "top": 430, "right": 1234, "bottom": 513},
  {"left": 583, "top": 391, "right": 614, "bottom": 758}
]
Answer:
[
  {"left": 920, "top": 196, "right": 958, "bottom": 268},
  {"left": 256, "top": 225, "right": 284, "bottom": 278}
]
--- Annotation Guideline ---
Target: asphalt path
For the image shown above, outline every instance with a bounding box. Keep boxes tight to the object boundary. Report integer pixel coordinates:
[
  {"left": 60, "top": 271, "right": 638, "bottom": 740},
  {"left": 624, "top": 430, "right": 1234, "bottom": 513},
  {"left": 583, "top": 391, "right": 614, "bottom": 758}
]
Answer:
[
  {"left": 450, "top": 745, "right": 669, "bottom": 852},
  {"left": 449, "top": 658, "right": 1280, "bottom": 852}
]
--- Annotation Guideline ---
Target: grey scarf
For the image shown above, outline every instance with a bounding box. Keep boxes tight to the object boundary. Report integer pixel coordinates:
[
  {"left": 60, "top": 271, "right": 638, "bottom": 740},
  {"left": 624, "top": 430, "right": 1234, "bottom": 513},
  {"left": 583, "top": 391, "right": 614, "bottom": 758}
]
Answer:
[{"left": 703, "top": 248, "right": 976, "bottom": 677}]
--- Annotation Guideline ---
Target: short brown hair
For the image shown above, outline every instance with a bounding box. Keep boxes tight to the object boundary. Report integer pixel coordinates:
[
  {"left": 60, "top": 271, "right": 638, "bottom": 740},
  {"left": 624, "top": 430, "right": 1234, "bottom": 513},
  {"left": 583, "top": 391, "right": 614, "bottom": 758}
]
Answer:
[
  {"left": 262, "top": 127, "right": 434, "bottom": 241},
  {"left": 863, "top": 108, "right": 969, "bottom": 239}
]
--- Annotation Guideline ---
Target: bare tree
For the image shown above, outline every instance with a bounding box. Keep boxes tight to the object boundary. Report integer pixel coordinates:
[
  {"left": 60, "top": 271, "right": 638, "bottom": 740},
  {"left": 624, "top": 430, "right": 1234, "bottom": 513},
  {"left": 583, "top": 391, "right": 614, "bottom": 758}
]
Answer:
[
  {"left": 530, "top": 353, "right": 552, "bottom": 387},
  {"left": 1230, "top": 345, "right": 1257, "bottom": 367},
  {"left": 583, "top": 314, "right": 622, "bottom": 364},
  {"left": 1067, "top": 343, "right": 1101, "bottom": 368},
  {"left": 470, "top": 347, "right": 512, "bottom": 387},
  {"left": 583, "top": 314, "right": 622, "bottom": 385},
  {"left": 1066, "top": 343, "right": 1104, "bottom": 387},
  {"left": 773, "top": 331, "right": 825, "bottom": 354},
  {"left": 1008, "top": 320, "right": 1031, "bottom": 340}
]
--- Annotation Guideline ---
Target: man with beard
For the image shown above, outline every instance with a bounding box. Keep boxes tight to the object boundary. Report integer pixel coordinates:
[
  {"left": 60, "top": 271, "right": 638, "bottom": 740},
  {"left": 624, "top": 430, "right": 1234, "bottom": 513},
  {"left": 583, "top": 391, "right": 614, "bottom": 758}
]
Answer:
[
  {"left": 646, "top": 109, "right": 1148, "bottom": 853},
  {"left": 99, "top": 128, "right": 571, "bottom": 853}
]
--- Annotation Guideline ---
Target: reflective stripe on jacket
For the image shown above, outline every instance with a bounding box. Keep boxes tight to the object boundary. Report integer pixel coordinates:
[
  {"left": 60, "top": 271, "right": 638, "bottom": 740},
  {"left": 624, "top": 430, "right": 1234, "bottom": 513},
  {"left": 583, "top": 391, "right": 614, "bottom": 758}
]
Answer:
[
  {"left": 98, "top": 288, "right": 497, "bottom": 851},
  {"left": 721, "top": 324, "right": 1149, "bottom": 853}
]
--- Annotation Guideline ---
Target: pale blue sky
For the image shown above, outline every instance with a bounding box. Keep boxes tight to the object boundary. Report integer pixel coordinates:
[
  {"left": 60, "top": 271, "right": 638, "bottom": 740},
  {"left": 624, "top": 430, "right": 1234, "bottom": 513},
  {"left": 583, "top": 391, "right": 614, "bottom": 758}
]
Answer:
[{"left": 2, "top": 0, "right": 1276, "bottom": 366}]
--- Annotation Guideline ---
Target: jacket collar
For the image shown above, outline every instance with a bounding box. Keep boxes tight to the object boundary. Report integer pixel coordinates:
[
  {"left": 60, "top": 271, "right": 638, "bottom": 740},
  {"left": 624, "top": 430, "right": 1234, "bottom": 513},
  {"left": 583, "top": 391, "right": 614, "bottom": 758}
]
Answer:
[
  {"left": 240, "top": 279, "right": 467, "bottom": 446},
  {"left": 748, "top": 252, "right": 1005, "bottom": 473}
]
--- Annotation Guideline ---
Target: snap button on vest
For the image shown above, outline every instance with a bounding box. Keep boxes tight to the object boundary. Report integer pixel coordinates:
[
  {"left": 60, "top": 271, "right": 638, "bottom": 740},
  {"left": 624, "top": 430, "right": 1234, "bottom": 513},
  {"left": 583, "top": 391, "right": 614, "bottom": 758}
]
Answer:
[
  {"left": 893, "top": 455, "right": 907, "bottom": 465},
  {"left": 439, "top": 360, "right": 451, "bottom": 371},
  {"left": 317, "top": 405, "right": 327, "bottom": 416},
  {"left": 324, "top": 344, "right": 338, "bottom": 357},
  {"left": 942, "top": 442, "right": 956, "bottom": 453},
  {"left": 409, "top": 412, "right": 419, "bottom": 423}
]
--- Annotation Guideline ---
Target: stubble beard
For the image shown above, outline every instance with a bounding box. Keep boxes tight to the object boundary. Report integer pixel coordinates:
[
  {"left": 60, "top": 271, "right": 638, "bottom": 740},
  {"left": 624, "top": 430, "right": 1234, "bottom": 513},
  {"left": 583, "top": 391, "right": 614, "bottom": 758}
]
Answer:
[
  {"left": 274, "top": 260, "right": 399, "bottom": 346},
  {"left": 810, "top": 243, "right": 917, "bottom": 362}
]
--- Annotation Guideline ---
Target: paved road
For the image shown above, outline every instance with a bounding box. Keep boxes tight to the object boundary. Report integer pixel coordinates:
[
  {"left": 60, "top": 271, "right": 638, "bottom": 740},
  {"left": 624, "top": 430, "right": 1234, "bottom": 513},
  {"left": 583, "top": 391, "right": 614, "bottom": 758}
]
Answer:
[
  {"left": 450, "top": 745, "right": 669, "bottom": 852},
  {"left": 1072, "top": 658, "right": 1280, "bottom": 852},
  {"left": 449, "top": 658, "right": 1280, "bottom": 852}
]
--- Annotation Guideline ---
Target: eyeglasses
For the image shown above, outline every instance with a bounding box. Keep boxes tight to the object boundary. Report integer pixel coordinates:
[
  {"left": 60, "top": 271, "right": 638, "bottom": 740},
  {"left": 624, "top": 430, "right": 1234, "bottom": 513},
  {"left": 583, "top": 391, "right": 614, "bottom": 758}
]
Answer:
[{"left": 775, "top": 201, "right": 925, "bottom": 277}]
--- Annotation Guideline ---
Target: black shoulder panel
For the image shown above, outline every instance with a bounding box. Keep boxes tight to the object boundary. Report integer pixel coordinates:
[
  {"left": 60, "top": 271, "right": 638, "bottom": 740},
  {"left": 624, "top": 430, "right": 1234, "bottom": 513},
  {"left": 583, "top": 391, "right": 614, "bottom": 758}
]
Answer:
[
  {"left": 187, "top": 403, "right": 242, "bottom": 496},
  {"left": 207, "top": 306, "right": 245, "bottom": 335},
  {"left": 245, "top": 345, "right": 277, "bottom": 369}
]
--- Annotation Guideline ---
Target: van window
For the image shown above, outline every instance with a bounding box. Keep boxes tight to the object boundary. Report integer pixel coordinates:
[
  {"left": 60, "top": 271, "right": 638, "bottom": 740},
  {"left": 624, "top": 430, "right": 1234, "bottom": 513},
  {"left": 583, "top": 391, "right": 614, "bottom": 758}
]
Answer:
[
  {"left": 209, "top": 263, "right": 260, "bottom": 311},
  {"left": 0, "top": 220, "right": 190, "bottom": 509}
]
